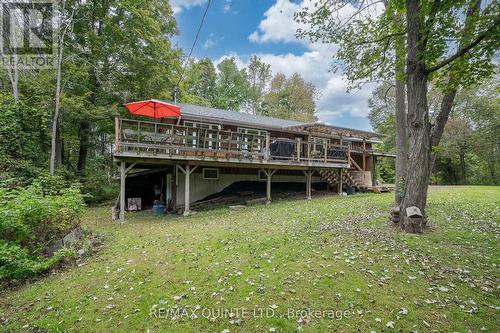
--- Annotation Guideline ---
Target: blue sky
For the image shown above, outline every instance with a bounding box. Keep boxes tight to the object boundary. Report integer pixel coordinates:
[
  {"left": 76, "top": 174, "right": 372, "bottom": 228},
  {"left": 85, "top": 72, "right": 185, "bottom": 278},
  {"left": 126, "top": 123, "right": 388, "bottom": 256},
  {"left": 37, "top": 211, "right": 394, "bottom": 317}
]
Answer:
[{"left": 171, "top": 0, "right": 377, "bottom": 131}]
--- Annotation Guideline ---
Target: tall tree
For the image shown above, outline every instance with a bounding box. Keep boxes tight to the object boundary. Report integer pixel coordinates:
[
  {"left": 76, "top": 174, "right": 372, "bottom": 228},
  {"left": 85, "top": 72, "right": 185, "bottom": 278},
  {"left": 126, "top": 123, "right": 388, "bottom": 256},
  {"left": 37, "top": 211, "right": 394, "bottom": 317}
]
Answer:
[
  {"left": 401, "top": 0, "right": 497, "bottom": 232},
  {"left": 50, "top": 0, "right": 75, "bottom": 176},
  {"left": 214, "top": 57, "right": 250, "bottom": 111},
  {"left": 392, "top": 9, "right": 408, "bottom": 206},
  {"left": 69, "top": 0, "right": 180, "bottom": 175},
  {"left": 246, "top": 55, "right": 271, "bottom": 114},
  {"left": 184, "top": 58, "right": 217, "bottom": 106},
  {"left": 262, "top": 73, "right": 318, "bottom": 122},
  {"left": 297, "top": 0, "right": 499, "bottom": 233}
]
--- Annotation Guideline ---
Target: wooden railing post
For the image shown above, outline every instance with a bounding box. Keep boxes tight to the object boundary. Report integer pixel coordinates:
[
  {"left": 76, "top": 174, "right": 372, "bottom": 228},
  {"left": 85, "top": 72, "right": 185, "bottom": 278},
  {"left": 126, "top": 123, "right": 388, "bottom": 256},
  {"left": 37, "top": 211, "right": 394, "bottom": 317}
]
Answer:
[
  {"left": 348, "top": 143, "right": 351, "bottom": 164},
  {"left": 265, "top": 133, "right": 270, "bottom": 161},
  {"left": 323, "top": 142, "right": 327, "bottom": 162},
  {"left": 114, "top": 117, "right": 120, "bottom": 153},
  {"left": 296, "top": 138, "right": 301, "bottom": 161},
  {"left": 137, "top": 121, "right": 141, "bottom": 143}
]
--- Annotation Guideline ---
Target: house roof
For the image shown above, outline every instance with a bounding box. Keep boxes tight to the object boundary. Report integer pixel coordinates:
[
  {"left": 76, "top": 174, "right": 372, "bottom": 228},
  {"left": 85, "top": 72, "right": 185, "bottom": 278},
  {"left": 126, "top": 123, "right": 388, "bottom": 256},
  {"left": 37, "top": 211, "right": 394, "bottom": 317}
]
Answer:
[
  {"left": 177, "top": 103, "right": 304, "bottom": 129},
  {"left": 284, "top": 123, "right": 383, "bottom": 141},
  {"left": 171, "top": 102, "right": 382, "bottom": 141}
]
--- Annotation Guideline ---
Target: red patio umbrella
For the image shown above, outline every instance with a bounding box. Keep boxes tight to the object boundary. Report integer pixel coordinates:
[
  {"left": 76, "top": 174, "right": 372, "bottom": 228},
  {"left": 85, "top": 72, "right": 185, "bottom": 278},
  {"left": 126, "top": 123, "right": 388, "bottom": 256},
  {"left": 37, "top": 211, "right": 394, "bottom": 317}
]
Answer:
[{"left": 123, "top": 99, "right": 181, "bottom": 118}]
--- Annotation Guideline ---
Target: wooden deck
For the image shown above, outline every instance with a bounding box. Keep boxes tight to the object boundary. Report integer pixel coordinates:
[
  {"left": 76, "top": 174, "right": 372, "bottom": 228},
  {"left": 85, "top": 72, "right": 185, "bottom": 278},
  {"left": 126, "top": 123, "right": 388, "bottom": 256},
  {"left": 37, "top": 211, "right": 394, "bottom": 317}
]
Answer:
[{"left": 114, "top": 118, "right": 351, "bottom": 169}]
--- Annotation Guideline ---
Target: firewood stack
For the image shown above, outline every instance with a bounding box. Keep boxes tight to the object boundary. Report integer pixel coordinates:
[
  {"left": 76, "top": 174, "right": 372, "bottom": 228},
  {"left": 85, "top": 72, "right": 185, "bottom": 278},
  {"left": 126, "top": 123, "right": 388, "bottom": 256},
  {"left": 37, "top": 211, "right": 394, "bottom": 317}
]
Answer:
[{"left": 390, "top": 206, "right": 400, "bottom": 223}]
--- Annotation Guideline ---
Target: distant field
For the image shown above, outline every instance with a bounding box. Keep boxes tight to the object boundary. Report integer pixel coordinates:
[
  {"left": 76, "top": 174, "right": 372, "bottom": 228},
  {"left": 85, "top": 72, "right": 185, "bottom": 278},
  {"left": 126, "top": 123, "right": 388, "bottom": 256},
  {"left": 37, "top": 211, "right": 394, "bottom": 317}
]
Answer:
[{"left": 1, "top": 186, "right": 499, "bottom": 332}]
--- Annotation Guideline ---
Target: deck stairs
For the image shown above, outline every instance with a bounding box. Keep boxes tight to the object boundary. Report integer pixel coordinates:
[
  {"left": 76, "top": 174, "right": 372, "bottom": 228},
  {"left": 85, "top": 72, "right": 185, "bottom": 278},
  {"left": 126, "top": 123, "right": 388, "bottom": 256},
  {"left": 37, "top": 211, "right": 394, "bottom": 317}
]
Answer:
[{"left": 318, "top": 169, "right": 365, "bottom": 190}]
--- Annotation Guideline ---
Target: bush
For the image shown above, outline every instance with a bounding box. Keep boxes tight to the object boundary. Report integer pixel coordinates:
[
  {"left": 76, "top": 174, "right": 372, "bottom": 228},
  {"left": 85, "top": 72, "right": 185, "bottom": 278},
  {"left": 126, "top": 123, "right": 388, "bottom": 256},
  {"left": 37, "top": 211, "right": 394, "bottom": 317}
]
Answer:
[
  {"left": 81, "top": 176, "right": 119, "bottom": 205},
  {"left": 0, "top": 175, "right": 85, "bottom": 282},
  {"left": 0, "top": 241, "right": 71, "bottom": 281}
]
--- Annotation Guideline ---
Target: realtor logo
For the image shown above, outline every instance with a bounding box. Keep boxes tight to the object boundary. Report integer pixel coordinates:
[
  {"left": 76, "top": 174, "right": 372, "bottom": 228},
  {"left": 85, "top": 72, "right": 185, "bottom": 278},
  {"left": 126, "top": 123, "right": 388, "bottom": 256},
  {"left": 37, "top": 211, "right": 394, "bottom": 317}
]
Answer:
[{"left": 0, "top": 0, "right": 57, "bottom": 68}]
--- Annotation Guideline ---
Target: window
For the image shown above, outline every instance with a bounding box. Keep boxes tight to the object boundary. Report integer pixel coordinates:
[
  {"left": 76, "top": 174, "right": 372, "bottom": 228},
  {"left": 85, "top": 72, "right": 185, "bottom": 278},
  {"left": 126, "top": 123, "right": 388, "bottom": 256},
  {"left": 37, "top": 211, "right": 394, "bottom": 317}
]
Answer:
[
  {"left": 202, "top": 168, "right": 219, "bottom": 180},
  {"left": 184, "top": 121, "right": 221, "bottom": 149},
  {"left": 310, "top": 137, "right": 330, "bottom": 155},
  {"left": 237, "top": 127, "right": 267, "bottom": 152}
]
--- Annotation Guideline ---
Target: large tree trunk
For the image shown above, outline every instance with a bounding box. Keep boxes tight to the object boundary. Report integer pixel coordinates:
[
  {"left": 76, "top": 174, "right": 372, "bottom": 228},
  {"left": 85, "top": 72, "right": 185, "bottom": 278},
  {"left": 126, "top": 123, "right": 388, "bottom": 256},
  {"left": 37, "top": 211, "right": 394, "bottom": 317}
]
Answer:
[
  {"left": 50, "top": 49, "right": 63, "bottom": 176},
  {"left": 76, "top": 120, "right": 91, "bottom": 176},
  {"left": 6, "top": 54, "right": 20, "bottom": 106},
  {"left": 394, "top": 39, "right": 407, "bottom": 205},
  {"left": 76, "top": 0, "right": 104, "bottom": 177},
  {"left": 400, "top": 0, "right": 431, "bottom": 234},
  {"left": 50, "top": 0, "right": 72, "bottom": 176}
]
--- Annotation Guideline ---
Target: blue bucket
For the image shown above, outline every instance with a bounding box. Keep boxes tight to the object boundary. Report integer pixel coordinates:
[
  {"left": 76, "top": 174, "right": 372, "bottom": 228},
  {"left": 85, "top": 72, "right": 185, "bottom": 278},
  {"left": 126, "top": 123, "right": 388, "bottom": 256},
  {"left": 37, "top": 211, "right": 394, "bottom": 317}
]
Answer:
[{"left": 152, "top": 204, "right": 165, "bottom": 216}]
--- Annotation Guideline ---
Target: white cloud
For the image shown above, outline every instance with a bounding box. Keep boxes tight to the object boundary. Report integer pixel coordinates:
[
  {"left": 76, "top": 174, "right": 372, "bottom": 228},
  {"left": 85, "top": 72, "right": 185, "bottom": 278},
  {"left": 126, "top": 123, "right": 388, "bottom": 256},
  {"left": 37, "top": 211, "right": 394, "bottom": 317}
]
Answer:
[
  {"left": 170, "top": 0, "right": 207, "bottom": 14},
  {"left": 241, "top": 0, "right": 383, "bottom": 125},
  {"left": 203, "top": 33, "right": 217, "bottom": 50},
  {"left": 214, "top": 52, "right": 246, "bottom": 70},
  {"left": 223, "top": 0, "right": 233, "bottom": 14},
  {"left": 249, "top": 0, "right": 383, "bottom": 45},
  {"left": 214, "top": 47, "right": 373, "bottom": 122},
  {"left": 248, "top": 0, "right": 304, "bottom": 44}
]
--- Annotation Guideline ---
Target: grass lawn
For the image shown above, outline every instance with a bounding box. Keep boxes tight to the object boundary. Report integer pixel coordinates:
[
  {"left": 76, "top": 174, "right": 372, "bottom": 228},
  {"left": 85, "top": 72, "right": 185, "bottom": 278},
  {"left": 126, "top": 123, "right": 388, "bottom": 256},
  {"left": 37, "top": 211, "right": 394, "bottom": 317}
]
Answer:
[{"left": 1, "top": 186, "right": 499, "bottom": 332}]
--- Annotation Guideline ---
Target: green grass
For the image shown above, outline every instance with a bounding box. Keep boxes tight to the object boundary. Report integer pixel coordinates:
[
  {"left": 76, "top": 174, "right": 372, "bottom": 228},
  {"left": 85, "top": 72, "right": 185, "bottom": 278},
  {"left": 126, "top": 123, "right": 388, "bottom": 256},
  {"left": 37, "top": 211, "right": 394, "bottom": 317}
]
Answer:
[{"left": 1, "top": 186, "right": 499, "bottom": 332}]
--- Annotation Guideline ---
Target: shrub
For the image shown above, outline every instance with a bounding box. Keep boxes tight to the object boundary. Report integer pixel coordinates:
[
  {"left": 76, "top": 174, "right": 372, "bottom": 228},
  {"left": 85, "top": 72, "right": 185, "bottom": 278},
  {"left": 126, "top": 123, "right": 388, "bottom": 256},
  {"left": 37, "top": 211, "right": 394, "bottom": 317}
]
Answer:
[
  {"left": 0, "top": 241, "right": 71, "bottom": 281},
  {"left": 0, "top": 175, "right": 85, "bottom": 282}
]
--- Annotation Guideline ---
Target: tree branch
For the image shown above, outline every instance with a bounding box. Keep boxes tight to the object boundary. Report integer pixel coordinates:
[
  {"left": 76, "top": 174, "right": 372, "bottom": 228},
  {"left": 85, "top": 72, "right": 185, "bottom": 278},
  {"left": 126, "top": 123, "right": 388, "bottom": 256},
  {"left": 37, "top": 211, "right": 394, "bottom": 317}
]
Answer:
[
  {"left": 351, "top": 30, "right": 406, "bottom": 46},
  {"left": 422, "top": 0, "right": 441, "bottom": 51},
  {"left": 426, "top": 15, "right": 500, "bottom": 73}
]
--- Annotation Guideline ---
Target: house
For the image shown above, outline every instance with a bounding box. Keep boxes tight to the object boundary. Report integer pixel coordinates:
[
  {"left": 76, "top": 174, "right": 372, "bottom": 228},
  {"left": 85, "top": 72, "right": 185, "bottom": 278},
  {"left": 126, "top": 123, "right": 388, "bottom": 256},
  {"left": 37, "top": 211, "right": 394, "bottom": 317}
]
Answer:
[{"left": 113, "top": 102, "right": 393, "bottom": 221}]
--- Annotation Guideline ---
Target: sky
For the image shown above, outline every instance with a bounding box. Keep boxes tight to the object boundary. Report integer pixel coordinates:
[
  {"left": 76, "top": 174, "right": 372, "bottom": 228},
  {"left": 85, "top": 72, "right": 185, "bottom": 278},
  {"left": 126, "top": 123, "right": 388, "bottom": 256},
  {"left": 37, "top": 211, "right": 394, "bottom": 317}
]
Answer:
[{"left": 171, "top": 0, "right": 377, "bottom": 131}]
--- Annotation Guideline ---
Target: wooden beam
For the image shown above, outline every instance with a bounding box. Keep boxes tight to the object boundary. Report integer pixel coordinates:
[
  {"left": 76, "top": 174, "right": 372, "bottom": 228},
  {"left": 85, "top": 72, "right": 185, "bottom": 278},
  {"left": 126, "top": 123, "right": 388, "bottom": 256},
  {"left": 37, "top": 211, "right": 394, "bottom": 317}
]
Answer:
[
  {"left": 177, "top": 164, "right": 186, "bottom": 174},
  {"left": 338, "top": 168, "right": 343, "bottom": 194},
  {"left": 323, "top": 142, "right": 327, "bottom": 162},
  {"left": 303, "top": 170, "right": 313, "bottom": 200},
  {"left": 119, "top": 161, "right": 126, "bottom": 223},
  {"left": 188, "top": 165, "right": 198, "bottom": 174},
  {"left": 266, "top": 172, "right": 272, "bottom": 204},
  {"left": 115, "top": 117, "right": 120, "bottom": 153},
  {"left": 362, "top": 139, "right": 367, "bottom": 183},
  {"left": 265, "top": 133, "right": 270, "bottom": 161},
  {"left": 261, "top": 169, "right": 276, "bottom": 204},
  {"left": 184, "top": 165, "right": 191, "bottom": 216},
  {"left": 115, "top": 151, "right": 350, "bottom": 170},
  {"left": 349, "top": 156, "right": 363, "bottom": 172},
  {"left": 125, "top": 162, "right": 137, "bottom": 174}
]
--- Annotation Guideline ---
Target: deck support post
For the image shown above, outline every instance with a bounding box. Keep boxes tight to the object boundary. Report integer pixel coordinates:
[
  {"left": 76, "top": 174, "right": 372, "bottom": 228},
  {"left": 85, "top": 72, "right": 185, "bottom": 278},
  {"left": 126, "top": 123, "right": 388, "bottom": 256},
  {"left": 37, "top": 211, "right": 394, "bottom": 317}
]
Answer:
[
  {"left": 262, "top": 169, "right": 276, "bottom": 204},
  {"left": 119, "top": 161, "right": 126, "bottom": 223},
  {"left": 265, "top": 134, "right": 271, "bottom": 161},
  {"left": 362, "top": 139, "right": 367, "bottom": 185},
  {"left": 338, "top": 168, "right": 343, "bottom": 195},
  {"left": 177, "top": 164, "right": 198, "bottom": 216},
  {"left": 184, "top": 165, "right": 190, "bottom": 216},
  {"left": 303, "top": 170, "right": 313, "bottom": 200}
]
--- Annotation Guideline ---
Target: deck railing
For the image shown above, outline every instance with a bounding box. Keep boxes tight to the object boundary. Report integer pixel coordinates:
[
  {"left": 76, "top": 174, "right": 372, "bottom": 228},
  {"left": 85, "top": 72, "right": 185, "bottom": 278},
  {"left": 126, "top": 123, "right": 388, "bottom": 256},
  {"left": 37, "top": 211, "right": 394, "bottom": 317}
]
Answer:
[{"left": 115, "top": 118, "right": 350, "bottom": 165}]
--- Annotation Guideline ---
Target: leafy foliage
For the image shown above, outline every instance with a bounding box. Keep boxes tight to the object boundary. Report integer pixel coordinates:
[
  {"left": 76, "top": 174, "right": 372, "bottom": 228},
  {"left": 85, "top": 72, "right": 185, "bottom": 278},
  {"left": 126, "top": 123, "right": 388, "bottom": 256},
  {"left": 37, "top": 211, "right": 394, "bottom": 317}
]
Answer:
[
  {"left": 180, "top": 56, "right": 318, "bottom": 123},
  {"left": 369, "top": 79, "right": 500, "bottom": 185},
  {"left": 214, "top": 58, "right": 251, "bottom": 111},
  {"left": 0, "top": 241, "right": 71, "bottom": 281},
  {"left": 262, "top": 73, "right": 318, "bottom": 122},
  {"left": 0, "top": 175, "right": 84, "bottom": 282}
]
